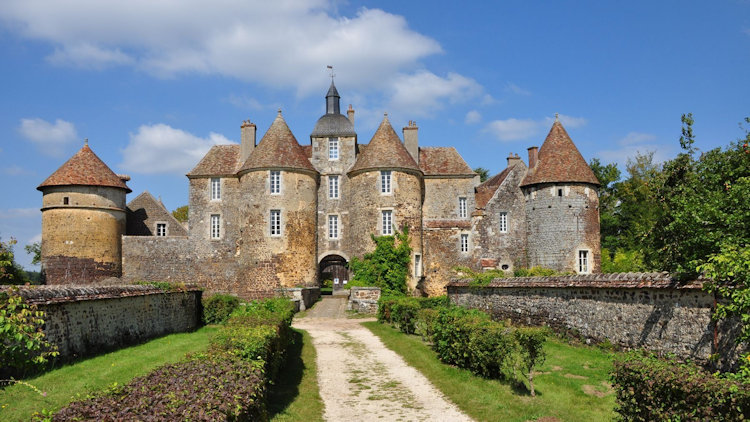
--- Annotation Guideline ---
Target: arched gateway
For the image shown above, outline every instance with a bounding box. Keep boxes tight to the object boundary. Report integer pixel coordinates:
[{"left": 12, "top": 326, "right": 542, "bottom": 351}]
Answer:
[{"left": 319, "top": 255, "right": 349, "bottom": 291}]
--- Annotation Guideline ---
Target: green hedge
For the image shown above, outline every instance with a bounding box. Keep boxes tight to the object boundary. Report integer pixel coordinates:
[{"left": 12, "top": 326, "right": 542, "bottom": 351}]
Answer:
[
  {"left": 202, "top": 293, "right": 240, "bottom": 324},
  {"left": 612, "top": 352, "right": 750, "bottom": 421},
  {"left": 377, "top": 297, "right": 548, "bottom": 394},
  {"left": 53, "top": 297, "right": 295, "bottom": 421}
]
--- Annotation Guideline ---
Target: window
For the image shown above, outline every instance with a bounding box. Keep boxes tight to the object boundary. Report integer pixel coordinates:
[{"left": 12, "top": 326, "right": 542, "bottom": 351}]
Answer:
[
  {"left": 211, "top": 177, "right": 221, "bottom": 200},
  {"left": 380, "top": 170, "right": 392, "bottom": 194},
  {"left": 270, "top": 210, "right": 281, "bottom": 236},
  {"left": 499, "top": 212, "right": 508, "bottom": 233},
  {"left": 63, "top": 196, "right": 69, "bottom": 205},
  {"left": 381, "top": 210, "right": 393, "bottom": 235},
  {"left": 460, "top": 233, "right": 469, "bottom": 253},
  {"left": 210, "top": 214, "right": 220, "bottom": 239},
  {"left": 578, "top": 250, "right": 590, "bottom": 274},
  {"left": 414, "top": 254, "right": 422, "bottom": 278},
  {"left": 328, "top": 215, "right": 339, "bottom": 239},
  {"left": 270, "top": 171, "right": 281, "bottom": 194},
  {"left": 156, "top": 223, "right": 166, "bottom": 237},
  {"left": 328, "top": 137, "right": 339, "bottom": 160},
  {"left": 558, "top": 188, "right": 563, "bottom": 197},
  {"left": 328, "top": 175, "right": 339, "bottom": 199},
  {"left": 459, "top": 197, "right": 467, "bottom": 218}
]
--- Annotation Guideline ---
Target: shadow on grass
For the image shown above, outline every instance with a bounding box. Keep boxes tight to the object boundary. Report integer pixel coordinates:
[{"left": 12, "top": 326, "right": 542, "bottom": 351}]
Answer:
[{"left": 267, "top": 329, "right": 305, "bottom": 418}]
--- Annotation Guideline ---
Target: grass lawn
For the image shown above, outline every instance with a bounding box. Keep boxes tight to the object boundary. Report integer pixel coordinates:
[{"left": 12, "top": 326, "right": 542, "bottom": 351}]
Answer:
[
  {"left": 363, "top": 321, "right": 617, "bottom": 422},
  {"left": 268, "top": 328, "right": 324, "bottom": 421},
  {"left": 0, "top": 325, "right": 218, "bottom": 422}
]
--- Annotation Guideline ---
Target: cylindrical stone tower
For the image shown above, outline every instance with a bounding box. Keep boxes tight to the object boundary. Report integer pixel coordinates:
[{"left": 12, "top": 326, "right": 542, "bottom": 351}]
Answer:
[{"left": 37, "top": 142, "right": 131, "bottom": 284}]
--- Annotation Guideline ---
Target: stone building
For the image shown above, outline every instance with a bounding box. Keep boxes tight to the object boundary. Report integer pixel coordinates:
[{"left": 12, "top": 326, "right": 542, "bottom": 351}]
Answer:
[{"left": 39, "top": 81, "right": 601, "bottom": 297}]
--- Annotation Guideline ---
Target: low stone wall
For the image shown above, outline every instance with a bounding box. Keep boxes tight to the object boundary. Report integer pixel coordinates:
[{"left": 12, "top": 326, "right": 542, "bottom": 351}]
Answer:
[
  {"left": 448, "top": 273, "right": 746, "bottom": 370},
  {"left": 348, "top": 287, "right": 381, "bottom": 314},
  {"left": 3, "top": 285, "right": 202, "bottom": 360},
  {"left": 277, "top": 287, "right": 321, "bottom": 311}
]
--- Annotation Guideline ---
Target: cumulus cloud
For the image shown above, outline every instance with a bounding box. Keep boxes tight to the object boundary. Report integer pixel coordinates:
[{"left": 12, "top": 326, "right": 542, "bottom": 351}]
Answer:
[
  {"left": 484, "top": 114, "right": 588, "bottom": 142},
  {"left": 18, "top": 118, "right": 78, "bottom": 156},
  {"left": 120, "top": 124, "right": 234, "bottom": 174},
  {"left": 505, "top": 82, "right": 530, "bottom": 96},
  {"left": 388, "top": 71, "right": 482, "bottom": 117},
  {"left": 596, "top": 132, "right": 673, "bottom": 168},
  {"left": 465, "top": 110, "right": 481, "bottom": 125},
  {"left": 3, "top": 165, "right": 33, "bottom": 176}
]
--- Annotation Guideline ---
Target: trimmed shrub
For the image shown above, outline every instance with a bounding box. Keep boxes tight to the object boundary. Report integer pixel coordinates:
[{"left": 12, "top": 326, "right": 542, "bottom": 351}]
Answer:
[
  {"left": 612, "top": 352, "right": 750, "bottom": 421},
  {"left": 431, "top": 306, "right": 490, "bottom": 368},
  {"left": 466, "top": 320, "right": 515, "bottom": 379},
  {"left": 202, "top": 294, "right": 240, "bottom": 324},
  {"left": 377, "top": 296, "right": 398, "bottom": 324},
  {"left": 391, "top": 297, "right": 421, "bottom": 334},
  {"left": 54, "top": 353, "right": 266, "bottom": 421},
  {"left": 415, "top": 308, "right": 439, "bottom": 341}
]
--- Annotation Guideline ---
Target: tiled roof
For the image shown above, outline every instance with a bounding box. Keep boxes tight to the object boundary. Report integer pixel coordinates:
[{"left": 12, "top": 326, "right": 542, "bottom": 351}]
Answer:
[
  {"left": 301, "top": 144, "right": 313, "bottom": 158},
  {"left": 424, "top": 220, "right": 472, "bottom": 229},
  {"left": 449, "top": 272, "right": 704, "bottom": 289},
  {"left": 126, "top": 191, "right": 188, "bottom": 236},
  {"left": 349, "top": 116, "right": 420, "bottom": 175},
  {"left": 521, "top": 121, "right": 599, "bottom": 187},
  {"left": 38, "top": 144, "right": 131, "bottom": 192},
  {"left": 186, "top": 145, "right": 240, "bottom": 177},
  {"left": 419, "top": 147, "right": 475, "bottom": 176},
  {"left": 475, "top": 167, "right": 511, "bottom": 209},
  {"left": 238, "top": 112, "right": 316, "bottom": 174}
]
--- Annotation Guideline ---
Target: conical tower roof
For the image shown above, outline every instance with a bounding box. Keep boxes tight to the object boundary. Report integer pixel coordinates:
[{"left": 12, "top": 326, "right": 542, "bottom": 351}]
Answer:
[
  {"left": 37, "top": 143, "right": 131, "bottom": 192},
  {"left": 521, "top": 120, "right": 599, "bottom": 187},
  {"left": 349, "top": 115, "right": 420, "bottom": 175},
  {"left": 238, "top": 111, "right": 316, "bottom": 174}
]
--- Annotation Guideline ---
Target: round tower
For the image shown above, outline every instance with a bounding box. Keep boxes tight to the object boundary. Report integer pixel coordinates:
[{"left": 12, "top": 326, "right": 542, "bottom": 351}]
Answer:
[
  {"left": 520, "top": 118, "right": 600, "bottom": 274},
  {"left": 236, "top": 110, "right": 319, "bottom": 290},
  {"left": 348, "top": 115, "right": 423, "bottom": 292},
  {"left": 37, "top": 141, "right": 131, "bottom": 284}
]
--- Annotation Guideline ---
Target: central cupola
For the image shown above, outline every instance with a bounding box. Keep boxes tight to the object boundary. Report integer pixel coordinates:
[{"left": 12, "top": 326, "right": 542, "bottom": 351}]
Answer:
[{"left": 311, "top": 79, "right": 356, "bottom": 138}]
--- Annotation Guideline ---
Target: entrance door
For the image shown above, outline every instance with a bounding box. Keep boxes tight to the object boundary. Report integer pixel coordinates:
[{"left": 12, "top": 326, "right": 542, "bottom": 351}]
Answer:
[{"left": 319, "top": 255, "right": 349, "bottom": 291}]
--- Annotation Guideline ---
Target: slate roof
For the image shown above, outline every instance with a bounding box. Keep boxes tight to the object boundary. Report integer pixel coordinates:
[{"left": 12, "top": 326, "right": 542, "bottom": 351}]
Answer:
[
  {"left": 349, "top": 116, "right": 420, "bottom": 175},
  {"left": 475, "top": 167, "right": 511, "bottom": 209},
  {"left": 521, "top": 121, "right": 599, "bottom": 187},
  {"left": 311, "top": 113, "right": 356, "bottom": 137},
  {"left": 238, "top": 112, "right": 316, "bottom": 174},
  {"left": 38, "top": 144, "right": 131, "bottom": 192},
  {"left": 186, "top": 144, "right": 240, "bottom": 177},
  {"left": 419, "top": 147, "right": 475, "bottom": 177}
]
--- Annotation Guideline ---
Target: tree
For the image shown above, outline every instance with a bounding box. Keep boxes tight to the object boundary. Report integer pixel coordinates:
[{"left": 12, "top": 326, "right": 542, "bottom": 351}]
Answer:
[
  {"left": 24, "top": 242, "right": 41, "bottom": 266},
  {"left": 473, "top": 167, "right": 489, "bottom": 183},
  {"left": 349, "top": 228, "right": 412, "bottom": 296},
  {"left": 589, "top": 158, "right": 622, "bottom": 252},
  {"left": 1, "top": 238, "right": 29, "bottom": 285},
  {"left": 172, "top": 205, "right": 188, "bottom": 223}
]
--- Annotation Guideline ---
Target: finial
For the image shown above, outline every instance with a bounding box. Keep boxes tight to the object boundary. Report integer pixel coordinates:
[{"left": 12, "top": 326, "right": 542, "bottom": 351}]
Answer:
[
  {"left": 277, "top": 108, "right": 282, "bottom": 116},
  {"left": 554, "top": 112, "right": 559, "bottom": 123},
  {"left": 84, "top": 138, "right": 88, "bottom": 146},
  {"left": 327, "top": 65, "right": 335, "bottom": 81},
  {"left": 384, "top": 112, "right": 389, "bottom": 120}
]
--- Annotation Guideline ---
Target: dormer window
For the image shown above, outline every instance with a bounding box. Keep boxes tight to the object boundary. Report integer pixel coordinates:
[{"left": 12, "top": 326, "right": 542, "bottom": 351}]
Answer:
[{"left": 328, "top": 137, "right": 339, "bottom": 160}]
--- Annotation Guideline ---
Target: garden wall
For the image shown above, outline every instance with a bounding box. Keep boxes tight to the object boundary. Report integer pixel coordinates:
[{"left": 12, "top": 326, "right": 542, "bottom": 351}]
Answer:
[
  {"left": 348, "top": 286, "right": 380, "bottom": 313},
  {"left": 277, "top": 287, "right": 321, "bottom": 311},
  {"left": 5, "top": 285, "right": 202, "bottom": 360},
  {"left": 448, "top": 272, "right": 746, "bottom": 370}
]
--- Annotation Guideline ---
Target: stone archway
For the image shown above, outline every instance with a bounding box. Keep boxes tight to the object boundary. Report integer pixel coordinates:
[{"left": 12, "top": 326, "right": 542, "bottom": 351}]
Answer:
[{"left": 319, "top": 254, "right": 349, "bottom": 292}]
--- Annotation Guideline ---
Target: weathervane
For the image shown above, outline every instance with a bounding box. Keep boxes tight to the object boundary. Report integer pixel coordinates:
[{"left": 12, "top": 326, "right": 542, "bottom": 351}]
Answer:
[{"left": 327, "top": 65, "right": 335, "bottom": 81}]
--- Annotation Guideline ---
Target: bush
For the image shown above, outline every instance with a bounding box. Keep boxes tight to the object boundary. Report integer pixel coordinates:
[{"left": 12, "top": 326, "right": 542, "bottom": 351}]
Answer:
[
  {"left": 53, "top": 353, "right": 266, "bottom": 421},
  {"left": 513, "top": 266, "right": 561, "bottom": 277},
  {"left": 612, "top": 352, "right": 750, "bottom": 421},
  {"left": 391, "top": 297, "right": 421, "bottom": 334},
  {"left": 466, "top": 320, "right": 515, "bottom": 379},
  {"left": 202, "top": 294, "right": 240, "bottom": 324},
  {"left": 514, "top": 326, "right": 548, "bottom": 396},
  {"left": 415, "top": 308, "right": 439, "bottom": 341}
]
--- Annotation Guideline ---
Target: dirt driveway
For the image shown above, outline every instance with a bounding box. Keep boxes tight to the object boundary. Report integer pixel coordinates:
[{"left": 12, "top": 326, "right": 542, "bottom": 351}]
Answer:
[{"left": 293, "top": 298, "right": 472, "bottom": 422}]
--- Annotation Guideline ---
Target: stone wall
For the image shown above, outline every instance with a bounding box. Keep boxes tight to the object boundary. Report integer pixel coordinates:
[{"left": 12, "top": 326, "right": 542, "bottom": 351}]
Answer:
[
  {"left": 348, "top": 286, "right": 381, "bottom": 314},
  {"left": 448, "top": 273, "right": 745, "bottom": 370},
  {"left": 4, "top": 285, "right": 201, "bottom": 360},
  {"left": 278, "top": 287, "right": 321, "bottom": 311}
]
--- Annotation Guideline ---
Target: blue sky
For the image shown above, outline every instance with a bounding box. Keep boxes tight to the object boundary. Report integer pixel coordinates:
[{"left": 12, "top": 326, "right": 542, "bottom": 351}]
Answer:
[{"left": 1, "top": 1, "right": 748, "bottom": 270}]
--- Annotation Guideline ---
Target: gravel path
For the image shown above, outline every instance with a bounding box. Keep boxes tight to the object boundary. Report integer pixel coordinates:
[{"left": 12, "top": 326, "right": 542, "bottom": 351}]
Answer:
[{"left": 293, "top": 297, "right": 472, "bottom": 422}]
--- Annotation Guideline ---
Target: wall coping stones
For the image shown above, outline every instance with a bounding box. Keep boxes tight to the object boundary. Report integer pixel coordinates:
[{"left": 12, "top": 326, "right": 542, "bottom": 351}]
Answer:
[
  {"left": 448, "top": 272, "right": 705, "bottom": 290},
  {"left": 0, "top": 284, "right": 202, "bottom": 305},
  {"left": 350, "top": 286, "right": 381, "bottom": 291}
]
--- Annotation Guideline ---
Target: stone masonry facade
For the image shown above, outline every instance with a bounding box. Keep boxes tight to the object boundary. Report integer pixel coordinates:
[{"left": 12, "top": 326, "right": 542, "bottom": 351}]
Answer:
[
  {"left": 448, "top": 273, "right": 746, "bottom": 370},
  {"left": 40, "top": 81, "right": 601, "bottom": 299}
]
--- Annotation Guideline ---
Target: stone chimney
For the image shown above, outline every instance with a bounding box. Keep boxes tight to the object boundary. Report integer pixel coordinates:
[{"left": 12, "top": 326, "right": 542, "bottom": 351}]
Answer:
[
  {"left": 403, "top": 120, "right": 419, "bottom": 164},
  {"left": 347, "top": 104, "right": 355, "bottom": 127},
  {"left": 506, "top": 153, "right": 521, "bottom": 167},
  {"left": 240, "top": 120, "right": 256, "bottom": 164},
  {"left": 527, "top": 146, "right": 538, "bottom": 169}
]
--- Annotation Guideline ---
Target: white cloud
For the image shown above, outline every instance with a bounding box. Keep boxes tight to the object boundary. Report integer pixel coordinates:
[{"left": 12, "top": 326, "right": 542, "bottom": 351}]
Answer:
[
  {"left": 29, "top": 233, "right": 42, "bottom": 243},
  {"left": 543, "top": 114, "right": 588, "bottom": 128},
  {"left": 617, "top": 132, "right": 657, "bottom": 146},
  {"left": 0, "top": 208, "right": 39, "bottom": 219},
  {"left": 484, "top": 118, "right": 539, "bottom": 141},
  {"left": 3, "top": 165, "right": 33, "bottom": 176},
  {"left": 18, "top": 118, "right": 78, "bottom": 156},
  {"left": 465, "top": 110, "right": 481, "bottom": 125},
  {"left": 120, "top": 124, "right": 235, "bottom": 174},
  {"left": 47, "top": 43, "right": 133, "bottom": 69},
  {"left": 505, "top": 82, "right": 530, "bottom": 96},
  {"left": 388, "top": 71, "right": 482, "bottom": 117},
  {"left": 225, "top": 94, "right": 272, "bottom": 111},
  {"left": 596, "top": 132, "right": 673, "bottom": 169}
]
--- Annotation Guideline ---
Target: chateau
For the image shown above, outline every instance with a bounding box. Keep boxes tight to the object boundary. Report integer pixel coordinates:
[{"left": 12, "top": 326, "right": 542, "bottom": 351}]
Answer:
[{"left": 38, "top": 81, "right": 601, "bottom": 298}]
